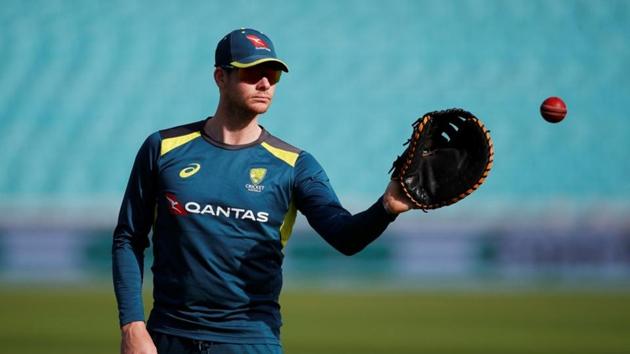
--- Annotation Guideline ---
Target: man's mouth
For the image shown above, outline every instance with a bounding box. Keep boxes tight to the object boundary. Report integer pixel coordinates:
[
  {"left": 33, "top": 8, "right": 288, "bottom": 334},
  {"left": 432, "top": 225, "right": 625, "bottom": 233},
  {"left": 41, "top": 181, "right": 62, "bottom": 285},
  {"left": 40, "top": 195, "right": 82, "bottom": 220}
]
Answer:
[{"left": 251, "top": 96, "right": 271, "bottom": 102}]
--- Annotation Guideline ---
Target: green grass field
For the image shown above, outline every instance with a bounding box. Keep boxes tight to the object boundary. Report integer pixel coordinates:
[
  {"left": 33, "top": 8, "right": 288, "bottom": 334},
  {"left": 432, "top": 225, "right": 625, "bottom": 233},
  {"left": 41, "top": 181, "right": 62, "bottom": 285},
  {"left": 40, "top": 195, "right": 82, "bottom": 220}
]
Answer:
[{"left": 1, "top": 286, "right": 629, "bottom": 354}]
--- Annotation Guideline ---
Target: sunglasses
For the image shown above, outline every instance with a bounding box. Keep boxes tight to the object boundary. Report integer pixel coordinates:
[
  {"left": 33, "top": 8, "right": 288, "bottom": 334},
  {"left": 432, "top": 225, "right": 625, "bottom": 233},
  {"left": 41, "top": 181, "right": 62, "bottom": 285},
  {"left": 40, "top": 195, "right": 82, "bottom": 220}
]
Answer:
[{"left": 225, "top": 66, "right": 282, "bottom": 85}]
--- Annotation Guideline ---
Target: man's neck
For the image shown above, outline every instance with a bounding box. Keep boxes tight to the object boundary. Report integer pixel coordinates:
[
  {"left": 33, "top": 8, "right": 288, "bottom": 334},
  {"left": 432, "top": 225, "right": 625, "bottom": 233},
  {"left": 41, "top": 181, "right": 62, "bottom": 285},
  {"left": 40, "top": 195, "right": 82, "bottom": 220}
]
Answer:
[{"left": 205, "top": 111, "right": 262, "bottom": 146}]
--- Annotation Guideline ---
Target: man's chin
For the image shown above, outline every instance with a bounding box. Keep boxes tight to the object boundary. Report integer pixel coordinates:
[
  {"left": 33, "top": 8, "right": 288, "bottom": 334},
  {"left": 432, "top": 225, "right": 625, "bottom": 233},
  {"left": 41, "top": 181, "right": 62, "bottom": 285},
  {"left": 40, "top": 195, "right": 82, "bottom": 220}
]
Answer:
[{"left": 248, "top": 103, "right": 271, "bottom": 115}]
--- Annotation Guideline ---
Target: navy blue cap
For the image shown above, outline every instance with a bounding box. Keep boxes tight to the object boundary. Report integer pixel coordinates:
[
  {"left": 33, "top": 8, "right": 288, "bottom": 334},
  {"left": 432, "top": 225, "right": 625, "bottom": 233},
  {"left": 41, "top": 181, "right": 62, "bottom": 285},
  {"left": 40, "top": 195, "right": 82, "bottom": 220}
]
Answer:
[{"left": 215, "top": 28, "right": 289, "bottom": 72}]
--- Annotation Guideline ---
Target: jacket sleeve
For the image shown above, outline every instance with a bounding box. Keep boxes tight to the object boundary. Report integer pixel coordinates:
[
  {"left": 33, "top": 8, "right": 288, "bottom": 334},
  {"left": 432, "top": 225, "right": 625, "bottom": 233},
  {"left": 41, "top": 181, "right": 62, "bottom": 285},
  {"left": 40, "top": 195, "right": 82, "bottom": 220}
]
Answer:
[
  {"left": 112, "top": 133, "right": 160, "bottom": 326},
  {"left": 294, "top": 152, "right": 397, "bottom": 256}
]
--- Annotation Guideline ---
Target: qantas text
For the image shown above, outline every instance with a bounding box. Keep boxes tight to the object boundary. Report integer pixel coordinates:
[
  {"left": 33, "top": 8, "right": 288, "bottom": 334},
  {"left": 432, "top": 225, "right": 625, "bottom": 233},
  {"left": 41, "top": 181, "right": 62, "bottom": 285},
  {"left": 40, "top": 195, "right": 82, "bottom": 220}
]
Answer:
[{"left": 184, "top": 202, "right": 269, "bottom": 223}]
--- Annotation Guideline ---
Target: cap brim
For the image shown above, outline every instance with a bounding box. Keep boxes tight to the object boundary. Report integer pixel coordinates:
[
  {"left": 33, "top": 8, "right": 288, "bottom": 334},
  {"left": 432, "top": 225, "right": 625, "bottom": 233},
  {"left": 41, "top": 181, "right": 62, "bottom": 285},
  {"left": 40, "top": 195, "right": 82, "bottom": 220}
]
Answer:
[{"left": 230, "top": 58, "right": 289, "bottom": 72}]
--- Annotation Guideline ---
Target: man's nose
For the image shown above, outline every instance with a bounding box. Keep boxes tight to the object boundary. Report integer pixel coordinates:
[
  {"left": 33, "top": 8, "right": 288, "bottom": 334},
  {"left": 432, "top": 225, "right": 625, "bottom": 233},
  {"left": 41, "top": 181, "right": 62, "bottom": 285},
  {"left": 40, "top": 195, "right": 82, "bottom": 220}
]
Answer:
[{"left": 256, "top": 76, "right": 272, "bottom": 90}]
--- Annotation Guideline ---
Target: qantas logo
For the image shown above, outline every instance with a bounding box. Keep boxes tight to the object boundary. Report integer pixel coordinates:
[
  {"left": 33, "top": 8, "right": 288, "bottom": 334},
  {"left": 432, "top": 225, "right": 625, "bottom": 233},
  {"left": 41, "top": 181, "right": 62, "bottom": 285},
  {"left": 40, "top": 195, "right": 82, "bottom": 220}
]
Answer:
[
  {"left": 165, "top": 193, "right": 188, "bottom": 215},
  {"left": 246, "top": 34, "right": 271, "bottom": 51},
  {"left": 164, "top": 194, "right": 269, "bottom": 223}
]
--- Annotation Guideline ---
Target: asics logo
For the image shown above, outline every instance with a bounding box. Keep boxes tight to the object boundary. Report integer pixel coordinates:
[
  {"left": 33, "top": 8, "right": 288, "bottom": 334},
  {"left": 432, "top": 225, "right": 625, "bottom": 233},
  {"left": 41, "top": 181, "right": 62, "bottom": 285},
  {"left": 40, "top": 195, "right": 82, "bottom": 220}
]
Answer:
[{"left": 179, "top": 163, "right": 201, "bottom": 178}]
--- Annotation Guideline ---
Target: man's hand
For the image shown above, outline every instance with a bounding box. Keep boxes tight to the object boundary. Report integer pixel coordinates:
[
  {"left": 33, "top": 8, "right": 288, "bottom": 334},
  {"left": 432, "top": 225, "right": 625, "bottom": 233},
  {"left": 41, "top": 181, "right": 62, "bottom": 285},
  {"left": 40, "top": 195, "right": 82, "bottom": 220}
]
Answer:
[
  {"left": 120, "top": 321, "right": 157, "bottom": 354},
  {"left": 382, "top": 180, "right": 415, "bottom": 214}
]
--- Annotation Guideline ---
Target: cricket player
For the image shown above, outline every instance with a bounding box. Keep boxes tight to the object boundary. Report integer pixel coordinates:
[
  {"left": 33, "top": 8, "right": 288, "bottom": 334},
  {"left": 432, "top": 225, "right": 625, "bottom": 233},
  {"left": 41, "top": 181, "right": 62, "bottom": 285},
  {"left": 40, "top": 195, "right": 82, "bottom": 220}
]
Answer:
[{"left": 113, "top": 28, "right": 413, "bottom": 354}]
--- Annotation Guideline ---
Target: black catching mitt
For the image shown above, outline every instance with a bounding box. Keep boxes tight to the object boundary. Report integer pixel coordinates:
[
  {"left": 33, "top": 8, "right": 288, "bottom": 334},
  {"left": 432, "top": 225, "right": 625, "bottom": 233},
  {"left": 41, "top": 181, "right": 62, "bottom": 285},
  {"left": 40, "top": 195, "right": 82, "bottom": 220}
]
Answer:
[{"left": 390, "top": 108, "right": 494, "bottom": 210}]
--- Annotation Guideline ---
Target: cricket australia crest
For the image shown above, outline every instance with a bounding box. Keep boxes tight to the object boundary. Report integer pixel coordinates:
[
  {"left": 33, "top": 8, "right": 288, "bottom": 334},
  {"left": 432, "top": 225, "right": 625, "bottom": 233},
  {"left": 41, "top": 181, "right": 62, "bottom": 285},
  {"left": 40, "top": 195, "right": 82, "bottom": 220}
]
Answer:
[{"left": 246, "top": 168, "right": 267, "bottom": 192}]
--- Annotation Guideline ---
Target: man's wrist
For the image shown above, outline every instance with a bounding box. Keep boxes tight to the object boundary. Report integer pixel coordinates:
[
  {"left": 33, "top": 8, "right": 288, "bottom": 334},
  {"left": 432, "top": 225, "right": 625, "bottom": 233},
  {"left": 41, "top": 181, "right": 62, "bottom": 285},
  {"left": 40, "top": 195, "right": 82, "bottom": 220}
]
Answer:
[
  {"left": 379, "top": 196, "right": 400, "bottom": 222},
  {"left": 381, "top": 196, "right": 395, "bottom": 215},
  {"left": 121, "top": 320, "right": 146, "bottom": 333}
]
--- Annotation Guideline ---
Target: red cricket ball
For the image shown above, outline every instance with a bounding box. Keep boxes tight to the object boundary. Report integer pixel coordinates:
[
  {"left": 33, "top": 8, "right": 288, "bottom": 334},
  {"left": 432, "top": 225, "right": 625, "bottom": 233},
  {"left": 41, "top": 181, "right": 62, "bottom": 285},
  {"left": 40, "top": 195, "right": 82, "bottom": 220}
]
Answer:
[{"left": 540, "top": 96, "right": 567, "bottom": 123}]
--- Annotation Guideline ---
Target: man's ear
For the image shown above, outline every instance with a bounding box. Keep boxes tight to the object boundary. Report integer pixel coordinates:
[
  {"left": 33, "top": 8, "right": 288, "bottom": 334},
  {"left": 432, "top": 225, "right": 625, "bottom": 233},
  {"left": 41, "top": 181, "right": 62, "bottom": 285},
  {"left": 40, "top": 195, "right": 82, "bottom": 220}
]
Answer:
[{"left": 214, "top": 68, "right": 226, "bottom": 88}]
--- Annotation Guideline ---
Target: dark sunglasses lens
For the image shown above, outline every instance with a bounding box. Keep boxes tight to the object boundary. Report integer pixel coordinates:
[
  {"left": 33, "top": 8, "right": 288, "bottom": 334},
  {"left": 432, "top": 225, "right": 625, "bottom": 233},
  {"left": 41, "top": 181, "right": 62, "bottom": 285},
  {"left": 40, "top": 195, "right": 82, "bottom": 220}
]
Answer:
[
  {"left": 268, "top": 70, "right": 281, "bottom": 84},
  {"left": 239, "top": 68, "right": 281, "bottom": 85}
]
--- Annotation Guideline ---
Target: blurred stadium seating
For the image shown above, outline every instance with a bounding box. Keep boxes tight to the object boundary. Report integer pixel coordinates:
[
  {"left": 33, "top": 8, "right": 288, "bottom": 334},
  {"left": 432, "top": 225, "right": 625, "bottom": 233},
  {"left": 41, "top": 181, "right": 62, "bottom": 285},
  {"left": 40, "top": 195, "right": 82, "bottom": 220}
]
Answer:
[{"left": 0, "top": 0, "right": 629, "bottom": 286}]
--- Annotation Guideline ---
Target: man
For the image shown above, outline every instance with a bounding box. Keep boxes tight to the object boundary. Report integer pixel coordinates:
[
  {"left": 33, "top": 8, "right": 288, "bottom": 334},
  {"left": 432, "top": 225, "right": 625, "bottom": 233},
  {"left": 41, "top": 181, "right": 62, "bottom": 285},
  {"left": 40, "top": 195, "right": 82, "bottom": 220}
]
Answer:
[{"left": 113, "top": 28, "right": 414, "bottom": 354}]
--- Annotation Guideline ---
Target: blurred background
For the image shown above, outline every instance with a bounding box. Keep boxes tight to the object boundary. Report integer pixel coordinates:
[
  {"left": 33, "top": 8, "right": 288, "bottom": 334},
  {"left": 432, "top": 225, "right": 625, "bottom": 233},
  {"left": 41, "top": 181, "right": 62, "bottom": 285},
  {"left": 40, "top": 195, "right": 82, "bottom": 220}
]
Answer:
[{"left": 1, "top": 0, "right": 629, "bottom": 353}]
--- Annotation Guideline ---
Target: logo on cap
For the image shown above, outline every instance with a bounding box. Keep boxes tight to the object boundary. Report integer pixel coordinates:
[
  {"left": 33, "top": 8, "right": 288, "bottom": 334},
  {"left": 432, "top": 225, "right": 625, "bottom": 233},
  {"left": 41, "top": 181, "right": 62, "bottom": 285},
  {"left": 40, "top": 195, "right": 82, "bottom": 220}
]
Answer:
[{"left": 246, "top": 34, "right": 270, "bottom": 51}]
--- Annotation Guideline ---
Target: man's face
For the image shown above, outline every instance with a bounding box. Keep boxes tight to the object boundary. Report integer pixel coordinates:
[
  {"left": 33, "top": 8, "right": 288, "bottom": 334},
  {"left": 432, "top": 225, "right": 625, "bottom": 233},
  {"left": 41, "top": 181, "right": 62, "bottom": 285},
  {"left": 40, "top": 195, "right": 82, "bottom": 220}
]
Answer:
[{"left": 220, "top": 63, "right": 282, "bottom": 115}]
